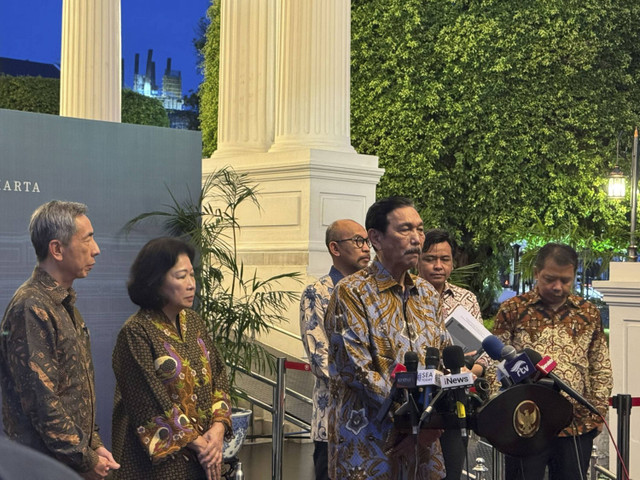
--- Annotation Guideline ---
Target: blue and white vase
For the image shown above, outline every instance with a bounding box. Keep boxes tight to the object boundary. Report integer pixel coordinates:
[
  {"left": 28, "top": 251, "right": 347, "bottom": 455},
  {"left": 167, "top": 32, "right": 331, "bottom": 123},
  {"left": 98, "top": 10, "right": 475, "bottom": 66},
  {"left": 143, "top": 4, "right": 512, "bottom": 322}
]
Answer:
[{"left": 223, "top": 407, "right": 253, "bottom": 460}]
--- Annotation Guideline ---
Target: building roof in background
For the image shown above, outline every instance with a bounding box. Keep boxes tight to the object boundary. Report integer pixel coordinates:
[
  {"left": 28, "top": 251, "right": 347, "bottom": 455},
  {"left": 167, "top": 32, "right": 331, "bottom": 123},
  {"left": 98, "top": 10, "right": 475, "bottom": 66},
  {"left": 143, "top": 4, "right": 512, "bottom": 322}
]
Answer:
[{"left": 0, "top": 57, "right": 60, "bottom": 78}]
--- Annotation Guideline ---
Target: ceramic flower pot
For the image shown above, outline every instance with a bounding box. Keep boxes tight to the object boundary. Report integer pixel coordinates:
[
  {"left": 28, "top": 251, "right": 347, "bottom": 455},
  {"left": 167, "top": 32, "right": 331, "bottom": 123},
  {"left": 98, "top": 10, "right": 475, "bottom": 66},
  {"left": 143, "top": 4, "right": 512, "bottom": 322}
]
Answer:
[{"left": 223, "top": 407, "right": 253, "bottom": 460}]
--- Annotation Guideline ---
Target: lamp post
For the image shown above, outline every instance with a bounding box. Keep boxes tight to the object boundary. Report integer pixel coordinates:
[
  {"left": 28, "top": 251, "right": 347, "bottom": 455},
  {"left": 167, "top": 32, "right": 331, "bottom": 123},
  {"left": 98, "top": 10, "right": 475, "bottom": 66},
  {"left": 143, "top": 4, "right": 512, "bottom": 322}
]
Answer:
[
  {"left": 609, "top": 128, "right": 639, "bottom": 261},
  {"left": 630, "top": 127, "right": 638, "bottom": 261}
]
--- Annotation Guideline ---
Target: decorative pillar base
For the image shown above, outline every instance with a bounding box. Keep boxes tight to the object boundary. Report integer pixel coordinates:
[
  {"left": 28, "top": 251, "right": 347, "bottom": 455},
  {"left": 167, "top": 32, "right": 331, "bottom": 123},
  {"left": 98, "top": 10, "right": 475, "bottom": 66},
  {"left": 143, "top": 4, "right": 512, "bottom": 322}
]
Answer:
[{"left": 202, "top": 150, "right": 382, "bottom": 357}]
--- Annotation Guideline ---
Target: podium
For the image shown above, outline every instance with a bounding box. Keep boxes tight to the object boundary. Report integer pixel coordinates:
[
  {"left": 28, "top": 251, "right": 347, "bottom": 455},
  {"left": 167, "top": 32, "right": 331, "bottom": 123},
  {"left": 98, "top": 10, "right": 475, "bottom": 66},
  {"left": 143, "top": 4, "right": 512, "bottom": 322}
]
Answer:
[{"left": 473, "top": 384, "right": 573, "bottom": 457}]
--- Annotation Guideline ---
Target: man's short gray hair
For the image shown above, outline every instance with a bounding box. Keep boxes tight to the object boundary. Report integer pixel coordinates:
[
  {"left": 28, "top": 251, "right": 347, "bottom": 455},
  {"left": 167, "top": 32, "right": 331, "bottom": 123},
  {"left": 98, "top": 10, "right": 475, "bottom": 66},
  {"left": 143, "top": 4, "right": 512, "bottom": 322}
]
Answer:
[{"left": 29, "top": 200, "right": 88, "bottom": 262}]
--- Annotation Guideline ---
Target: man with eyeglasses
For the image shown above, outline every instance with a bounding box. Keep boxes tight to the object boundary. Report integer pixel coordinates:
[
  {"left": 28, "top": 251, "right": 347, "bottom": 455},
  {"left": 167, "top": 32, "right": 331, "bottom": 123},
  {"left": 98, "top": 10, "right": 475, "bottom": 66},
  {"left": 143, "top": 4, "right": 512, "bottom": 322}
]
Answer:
[
  {"left": 325, "top": 197, "right": 449, "bottom": 480},
  {"left": 299, "top": 219, "right": 371, "bottom": 480}
]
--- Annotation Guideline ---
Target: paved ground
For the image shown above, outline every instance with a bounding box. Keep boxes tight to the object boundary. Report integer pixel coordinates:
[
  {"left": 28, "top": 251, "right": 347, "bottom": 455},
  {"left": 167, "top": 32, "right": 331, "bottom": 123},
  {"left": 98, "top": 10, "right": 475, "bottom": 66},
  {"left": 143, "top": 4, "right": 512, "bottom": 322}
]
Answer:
[{"left": 233, "top": 438, "right": 315, "bottom": 480}]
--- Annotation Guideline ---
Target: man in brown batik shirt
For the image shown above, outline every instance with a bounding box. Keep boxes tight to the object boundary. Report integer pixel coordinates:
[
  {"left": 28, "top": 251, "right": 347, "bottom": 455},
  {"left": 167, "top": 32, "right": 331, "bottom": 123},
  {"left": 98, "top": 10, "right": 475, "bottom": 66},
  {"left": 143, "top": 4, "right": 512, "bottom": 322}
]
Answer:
[
  {"left": 494, "top": 243, "right": 612, "bottom": 480},
  {"left": 0, "top": 201, "right": 119, "bottom": 480}
]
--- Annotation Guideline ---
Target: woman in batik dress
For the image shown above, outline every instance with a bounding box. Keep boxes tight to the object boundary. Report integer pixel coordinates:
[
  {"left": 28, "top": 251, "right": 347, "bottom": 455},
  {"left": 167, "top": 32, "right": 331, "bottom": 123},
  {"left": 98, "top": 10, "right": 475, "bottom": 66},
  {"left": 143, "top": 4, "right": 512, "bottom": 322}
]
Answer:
[{"left": 111, "top": 237, "right": 231, "bottom": 480}]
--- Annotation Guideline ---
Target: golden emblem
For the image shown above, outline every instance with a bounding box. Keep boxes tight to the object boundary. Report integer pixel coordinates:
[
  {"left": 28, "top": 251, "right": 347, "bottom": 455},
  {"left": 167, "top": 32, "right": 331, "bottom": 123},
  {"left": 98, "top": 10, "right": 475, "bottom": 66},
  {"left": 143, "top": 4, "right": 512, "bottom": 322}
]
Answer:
[{"left": 513, "top": 400, "right": 541, "bottom": 438}]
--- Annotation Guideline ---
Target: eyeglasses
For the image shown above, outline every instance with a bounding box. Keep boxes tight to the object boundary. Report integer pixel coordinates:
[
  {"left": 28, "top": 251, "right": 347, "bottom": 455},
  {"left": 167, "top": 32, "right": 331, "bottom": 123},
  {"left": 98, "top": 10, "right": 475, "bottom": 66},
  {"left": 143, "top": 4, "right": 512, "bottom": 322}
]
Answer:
[{"left": 335, "top": 236, "right": 371, "bottom": 249}]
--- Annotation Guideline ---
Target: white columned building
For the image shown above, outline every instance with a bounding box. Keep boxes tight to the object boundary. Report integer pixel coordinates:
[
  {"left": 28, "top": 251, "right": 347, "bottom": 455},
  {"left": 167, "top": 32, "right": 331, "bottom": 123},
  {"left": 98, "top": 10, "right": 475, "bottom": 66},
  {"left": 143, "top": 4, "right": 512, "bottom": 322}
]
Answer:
[
  {"left": 593, "top": 263, "right": 640, "bottom": 475},
  {"left": 204, "top": 0, "right": 383, "bottom": 357},
  {"left": 60, "top": 0, "right": 122, "bottom": 122}
]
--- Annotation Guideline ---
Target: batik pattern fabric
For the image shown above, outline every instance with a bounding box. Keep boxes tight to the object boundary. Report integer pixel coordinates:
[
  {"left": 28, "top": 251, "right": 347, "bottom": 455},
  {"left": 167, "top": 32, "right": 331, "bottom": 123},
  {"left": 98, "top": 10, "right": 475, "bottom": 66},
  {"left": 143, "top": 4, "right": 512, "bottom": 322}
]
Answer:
[
  {"left": 0, "top": 267, "right": 102, "bottom": 473},
  {"left": 325, "top": 260, "right": 450, "bottom": 480},
  {"left": 112, "top": 308, "right": 232, "bottom": 480},
  {"left": 493, "top": 288, "right": 612, "bottom": 436},
  {"left": 299, "top": 266, "right": 343, "bottom": 443}
]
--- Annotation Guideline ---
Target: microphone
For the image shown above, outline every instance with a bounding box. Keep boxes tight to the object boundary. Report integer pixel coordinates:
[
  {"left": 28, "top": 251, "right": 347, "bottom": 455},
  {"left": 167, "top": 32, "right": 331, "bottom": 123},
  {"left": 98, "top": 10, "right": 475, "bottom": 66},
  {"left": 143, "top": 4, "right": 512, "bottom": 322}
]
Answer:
[
  {"left": 502, "top": 347, "right": 536, "bottom": 384},
  {"left": 481, "top": 335, "right": 514, "bottom": 388},
  {"left": 396, "top": 351, "right": 421, "bottom": 434},
  {"left": 391, "top": 362, "right": 407, "bottom": 381},
  {"left": 420, "top": 347, "right": 441, "bottom": 409},
  {"left": 500, "top": 344, "right": 517, "bottom": 361},
  {"left": 525, "top": 348, "right": 601, "bottom": 417},
  {"left": 442, "top": 345, "right": 469, "bottom": 438},
  {"left": 482, "top": 335, "right": 506, "bottom": 360}
]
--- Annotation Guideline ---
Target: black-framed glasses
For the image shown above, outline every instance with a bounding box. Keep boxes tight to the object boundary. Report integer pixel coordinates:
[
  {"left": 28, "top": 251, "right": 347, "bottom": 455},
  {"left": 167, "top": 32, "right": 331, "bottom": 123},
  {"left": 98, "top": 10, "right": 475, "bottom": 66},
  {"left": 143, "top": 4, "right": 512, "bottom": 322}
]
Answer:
[{"left": 335, "top": 236, "right": 371, "bottom": 249}]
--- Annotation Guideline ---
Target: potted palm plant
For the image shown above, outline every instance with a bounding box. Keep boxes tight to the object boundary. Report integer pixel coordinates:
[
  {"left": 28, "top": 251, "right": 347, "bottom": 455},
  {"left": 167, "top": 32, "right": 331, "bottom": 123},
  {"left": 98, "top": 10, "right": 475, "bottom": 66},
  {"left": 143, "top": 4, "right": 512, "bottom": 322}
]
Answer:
[{"left": 124, "top": 166, "right": 301, "bottom": 461}]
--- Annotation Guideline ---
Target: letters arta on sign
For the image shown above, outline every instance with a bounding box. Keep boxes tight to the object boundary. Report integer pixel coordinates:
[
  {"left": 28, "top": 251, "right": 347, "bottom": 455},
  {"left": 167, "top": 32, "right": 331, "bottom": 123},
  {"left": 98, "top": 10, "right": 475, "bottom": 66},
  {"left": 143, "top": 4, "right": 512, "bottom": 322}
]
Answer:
[{"left": 1, "top": 179, "right": 40, "bottom": 193}]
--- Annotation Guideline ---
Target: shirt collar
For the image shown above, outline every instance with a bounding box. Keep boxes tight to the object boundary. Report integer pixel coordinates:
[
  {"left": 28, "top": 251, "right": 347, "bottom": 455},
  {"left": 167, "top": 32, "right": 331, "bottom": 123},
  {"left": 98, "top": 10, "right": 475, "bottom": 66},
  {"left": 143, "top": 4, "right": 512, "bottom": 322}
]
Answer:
[
  {"left": 442, "top": 281, "right": 455, "bottom": 298},
  {"left": 328, "top": 265, "right": 344, "bottom": 286},
  {"left": 527, "top": 286, "right": 581, "bottom": 309},
  {"left": 370, "top": 260, "right": 416, "bottom": 293},
  {"left": 33, "top": 266, "right": 76, "bottom": 307}
]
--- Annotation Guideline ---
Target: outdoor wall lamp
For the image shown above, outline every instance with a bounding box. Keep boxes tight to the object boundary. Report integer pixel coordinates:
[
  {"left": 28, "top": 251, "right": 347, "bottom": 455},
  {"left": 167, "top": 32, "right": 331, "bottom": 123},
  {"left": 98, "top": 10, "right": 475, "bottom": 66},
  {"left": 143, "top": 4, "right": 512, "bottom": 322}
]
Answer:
[{"left": 608, "top": 127, "right": 638, "bottom": 261}]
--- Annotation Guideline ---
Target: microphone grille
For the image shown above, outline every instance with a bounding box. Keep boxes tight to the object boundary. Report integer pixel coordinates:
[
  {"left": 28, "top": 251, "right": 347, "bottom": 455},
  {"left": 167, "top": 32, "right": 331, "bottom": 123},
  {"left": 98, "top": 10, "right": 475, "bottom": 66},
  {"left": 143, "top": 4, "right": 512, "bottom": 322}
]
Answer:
[
  {"left": 425, "top": 347, "right": 440, "bottom": 368},
  {"left": 442, "top": 345, "right": 465, "bottom": 371},
  {"left": 404, "top": 350, "right": 419, "bottom": 372}
]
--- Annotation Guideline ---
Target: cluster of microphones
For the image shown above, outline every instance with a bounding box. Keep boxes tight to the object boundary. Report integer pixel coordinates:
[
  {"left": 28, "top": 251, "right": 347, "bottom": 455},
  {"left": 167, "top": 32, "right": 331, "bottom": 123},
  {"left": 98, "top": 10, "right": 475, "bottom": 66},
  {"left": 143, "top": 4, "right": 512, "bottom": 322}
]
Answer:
[{"left": 380, "top": 335, "right": 600, "bottom": 438}]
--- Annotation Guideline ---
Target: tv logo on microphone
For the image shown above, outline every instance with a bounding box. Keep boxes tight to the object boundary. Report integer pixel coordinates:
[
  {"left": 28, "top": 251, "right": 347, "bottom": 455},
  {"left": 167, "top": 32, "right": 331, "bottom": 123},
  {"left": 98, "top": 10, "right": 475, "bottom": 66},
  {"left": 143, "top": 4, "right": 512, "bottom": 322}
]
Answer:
[{"left": 505, "top": 353, "right": 536, "bottom": 384}]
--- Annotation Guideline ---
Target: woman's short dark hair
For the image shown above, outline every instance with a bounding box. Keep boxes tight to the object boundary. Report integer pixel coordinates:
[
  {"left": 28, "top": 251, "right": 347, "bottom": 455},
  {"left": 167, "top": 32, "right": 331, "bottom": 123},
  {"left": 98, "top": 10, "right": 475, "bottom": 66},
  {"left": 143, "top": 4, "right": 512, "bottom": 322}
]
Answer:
[{"left": 127, "top": 237, "right": 196, "bottom": 310}]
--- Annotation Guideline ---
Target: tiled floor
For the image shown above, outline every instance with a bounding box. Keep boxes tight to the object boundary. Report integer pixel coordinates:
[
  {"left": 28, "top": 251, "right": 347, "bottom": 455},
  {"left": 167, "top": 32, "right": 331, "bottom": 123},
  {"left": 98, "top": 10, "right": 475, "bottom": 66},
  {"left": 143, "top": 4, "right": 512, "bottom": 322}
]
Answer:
[{"left": 233, "top": 438, "right": 315, "bottom": 480}]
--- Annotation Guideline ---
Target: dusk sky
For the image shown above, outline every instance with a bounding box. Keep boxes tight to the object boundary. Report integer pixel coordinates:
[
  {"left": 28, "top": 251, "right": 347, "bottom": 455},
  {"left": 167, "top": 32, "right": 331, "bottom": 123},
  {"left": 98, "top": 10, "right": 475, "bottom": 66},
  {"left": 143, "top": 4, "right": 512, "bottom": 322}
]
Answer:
[{"left": 0, "top": 0, "right": 212, "bottom": 95}]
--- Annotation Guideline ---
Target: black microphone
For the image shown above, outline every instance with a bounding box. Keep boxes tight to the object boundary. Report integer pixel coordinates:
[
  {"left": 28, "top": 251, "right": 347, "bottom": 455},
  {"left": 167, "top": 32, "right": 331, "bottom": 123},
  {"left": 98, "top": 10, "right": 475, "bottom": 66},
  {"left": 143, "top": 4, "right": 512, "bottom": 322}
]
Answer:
[
  {"left": 405, "top": 351, "right": 420, "bottom": 405},
  {"left": 396, "top": 351, "right": 421, "bottom": 434},
  {"left": 442, "top": 345, "right": 468, "bottom": 438},
  {"left": 525, "top": 348, "right": 602, "bottom": 417},
  {"left": 423, "top": 347, "right": 440, "bottom": 409}
]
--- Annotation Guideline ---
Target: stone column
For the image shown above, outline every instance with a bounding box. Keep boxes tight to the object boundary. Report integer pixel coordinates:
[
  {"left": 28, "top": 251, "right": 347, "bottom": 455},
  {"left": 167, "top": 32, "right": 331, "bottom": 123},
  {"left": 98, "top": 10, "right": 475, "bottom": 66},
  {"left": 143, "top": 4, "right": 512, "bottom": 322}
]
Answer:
[
  {"left": 204, "top": 0, "right": 383, "bottom": 360},
  {"left": 212, "top": 0, "right": 277, "bottom": 157},
  {"left": 593, "top": 263, "right": 640, "bottom": 474},
  {"left": 269, "top": 0, "right": 355, "bottom": 153},
  {"left": 60, "top": 0, "right": 121, "bottom": 122}
]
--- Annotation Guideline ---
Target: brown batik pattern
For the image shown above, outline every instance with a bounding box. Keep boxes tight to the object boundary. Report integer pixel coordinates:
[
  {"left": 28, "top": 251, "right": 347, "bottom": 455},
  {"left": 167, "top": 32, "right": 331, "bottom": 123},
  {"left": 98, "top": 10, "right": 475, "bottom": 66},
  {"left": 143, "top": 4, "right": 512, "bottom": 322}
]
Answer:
[{"left": 493, "top": 288, "right": 612, "bottom": 436}]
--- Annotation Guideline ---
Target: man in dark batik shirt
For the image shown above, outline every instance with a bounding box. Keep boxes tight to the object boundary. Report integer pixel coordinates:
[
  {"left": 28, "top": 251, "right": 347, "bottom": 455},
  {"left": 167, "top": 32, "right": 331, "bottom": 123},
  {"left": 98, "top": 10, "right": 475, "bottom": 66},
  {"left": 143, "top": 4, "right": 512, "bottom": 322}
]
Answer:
[{"left": 0, "top": 201, "right": 120, "bottom": 479}]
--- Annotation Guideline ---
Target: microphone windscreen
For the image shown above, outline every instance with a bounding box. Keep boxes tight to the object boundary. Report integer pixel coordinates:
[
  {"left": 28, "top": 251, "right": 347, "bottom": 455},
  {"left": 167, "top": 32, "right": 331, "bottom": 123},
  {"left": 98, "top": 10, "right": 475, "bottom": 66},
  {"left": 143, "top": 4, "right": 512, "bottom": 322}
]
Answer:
[
  {"left": 442, "top": 345, "right": 465, "bottom": 372},
  {"left": 523, "top": 347, "right": 542, "bottom": 364},
  {"left": 425, "top": 347, "right": 440, "bottom": 368},
  {"left": 482, "top": 335, "right": 505, "bottom": 360},
  {"left": 404, "top": 351, "right": 419, "bottom": 372}
]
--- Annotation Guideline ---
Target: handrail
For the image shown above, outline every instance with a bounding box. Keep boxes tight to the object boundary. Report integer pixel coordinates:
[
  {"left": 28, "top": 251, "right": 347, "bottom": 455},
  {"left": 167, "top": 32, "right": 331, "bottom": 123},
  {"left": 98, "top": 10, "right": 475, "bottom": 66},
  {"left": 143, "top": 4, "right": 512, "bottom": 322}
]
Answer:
[
  {"left": 233, "top": 364, "right": 313, "bottom": 404},
  {"left": 266, "top": 323, "right": 302, "bottom": 341},
  {"left": 595, "top": 465, "right": 616, "bottom": 479}
]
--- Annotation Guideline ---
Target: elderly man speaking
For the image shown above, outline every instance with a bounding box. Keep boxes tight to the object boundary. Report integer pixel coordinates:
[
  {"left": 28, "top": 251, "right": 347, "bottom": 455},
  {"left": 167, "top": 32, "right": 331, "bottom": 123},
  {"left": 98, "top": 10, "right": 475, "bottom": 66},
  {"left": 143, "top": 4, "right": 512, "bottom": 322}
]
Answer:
[{"left": 325, "top": 197, "right": 450, "bottom": 480}]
